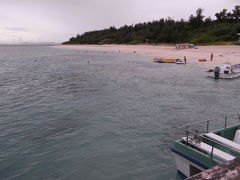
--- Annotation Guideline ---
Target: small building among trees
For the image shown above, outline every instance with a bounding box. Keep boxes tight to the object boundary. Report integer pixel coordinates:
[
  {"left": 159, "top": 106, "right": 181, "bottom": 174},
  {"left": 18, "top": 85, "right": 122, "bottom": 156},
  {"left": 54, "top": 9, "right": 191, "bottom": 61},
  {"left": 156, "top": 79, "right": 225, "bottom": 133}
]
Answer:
[{"left": 237, "top": 33, "right": 240, "bottom": 43}]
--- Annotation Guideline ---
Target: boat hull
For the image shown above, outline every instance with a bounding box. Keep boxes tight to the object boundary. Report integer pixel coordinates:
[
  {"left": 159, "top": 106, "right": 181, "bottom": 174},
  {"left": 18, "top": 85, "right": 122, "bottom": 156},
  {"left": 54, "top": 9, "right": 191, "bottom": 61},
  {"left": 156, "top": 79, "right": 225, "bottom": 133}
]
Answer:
[
  {"left": 171, "top": 147, "right": 208, "bottom": 179},
  {"left": 207, "top": 73, "right": 240, "bottom": 79},
  {"left": 176, "top": 61, "right": 184, "bottom": 64}
]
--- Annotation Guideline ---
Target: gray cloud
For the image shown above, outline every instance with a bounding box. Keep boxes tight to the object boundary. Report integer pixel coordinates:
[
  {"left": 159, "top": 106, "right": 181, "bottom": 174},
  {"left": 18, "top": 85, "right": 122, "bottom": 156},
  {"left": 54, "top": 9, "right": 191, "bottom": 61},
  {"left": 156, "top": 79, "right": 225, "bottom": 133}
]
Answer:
[
  {"left": 0, "top": 0, "right": 238, "bottom": 43},
  {"left": 4, "top": 27, "right": 29, "bottom": 32}
]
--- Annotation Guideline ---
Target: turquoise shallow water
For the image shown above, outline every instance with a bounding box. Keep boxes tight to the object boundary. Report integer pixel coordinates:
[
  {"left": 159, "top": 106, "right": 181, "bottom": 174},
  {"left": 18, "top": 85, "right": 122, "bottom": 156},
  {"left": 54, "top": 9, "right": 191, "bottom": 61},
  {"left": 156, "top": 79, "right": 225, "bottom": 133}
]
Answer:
[{"left": 0, "top": 46, "right": 239, "bottom": 180}]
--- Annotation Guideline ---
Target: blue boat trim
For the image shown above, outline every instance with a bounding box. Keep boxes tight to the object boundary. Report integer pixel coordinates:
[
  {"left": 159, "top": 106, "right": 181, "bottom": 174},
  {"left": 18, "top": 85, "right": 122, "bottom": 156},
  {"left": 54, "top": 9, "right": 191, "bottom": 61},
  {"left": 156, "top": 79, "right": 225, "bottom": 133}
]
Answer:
[
  {"left": 158, "top": 62, "right": 175, "bottom": 63},
  {"left": 171, "top": 147, "right": 210, "bottom": 170},
  {"left": 177, "top": 170, "right": 187, "bottom": 179}
]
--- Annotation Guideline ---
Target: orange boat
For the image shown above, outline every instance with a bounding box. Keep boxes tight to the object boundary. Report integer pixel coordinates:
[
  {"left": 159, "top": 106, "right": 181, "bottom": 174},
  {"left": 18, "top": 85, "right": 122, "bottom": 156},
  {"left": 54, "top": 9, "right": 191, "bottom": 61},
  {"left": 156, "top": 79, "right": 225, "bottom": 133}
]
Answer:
[
  {"left": 153, "top": 58, "right": 177, "bottom": 63},
  {"left": 199, "top": 59, "right": 207, "bottom": 62}
]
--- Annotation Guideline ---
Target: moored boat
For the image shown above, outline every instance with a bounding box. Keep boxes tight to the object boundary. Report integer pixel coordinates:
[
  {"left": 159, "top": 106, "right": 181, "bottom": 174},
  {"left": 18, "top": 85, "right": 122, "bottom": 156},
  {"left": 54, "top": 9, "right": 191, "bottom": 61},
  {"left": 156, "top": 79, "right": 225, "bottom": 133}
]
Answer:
[
  {"left": 176, "top": 59, "right": 184, "bottom": 64},
  {"left": 198, "top": 59, "right": 207, "bottom": 62},
  {"left": 153, "top": 58, "right": 177, "bottom": 63},
  {"left": 207, "top": 63, "right": 240, "bottom": 79},
  {"left": 175, "top": 44, "right": 197, "bottom": 49},
  {"left": 171, "top": 114, "right": 240, "bottom": 179}
]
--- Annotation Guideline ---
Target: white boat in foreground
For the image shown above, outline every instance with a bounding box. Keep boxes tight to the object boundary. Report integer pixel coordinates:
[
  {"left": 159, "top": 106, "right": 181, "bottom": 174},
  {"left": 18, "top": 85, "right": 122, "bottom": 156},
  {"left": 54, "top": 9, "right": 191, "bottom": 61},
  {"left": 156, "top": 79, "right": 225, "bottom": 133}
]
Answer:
[
  {"left": 171, "top": 114, "right": 240, "bottom": 179},
  {"left": 207, "top": 63, "right": 240, "bottom": 79}
]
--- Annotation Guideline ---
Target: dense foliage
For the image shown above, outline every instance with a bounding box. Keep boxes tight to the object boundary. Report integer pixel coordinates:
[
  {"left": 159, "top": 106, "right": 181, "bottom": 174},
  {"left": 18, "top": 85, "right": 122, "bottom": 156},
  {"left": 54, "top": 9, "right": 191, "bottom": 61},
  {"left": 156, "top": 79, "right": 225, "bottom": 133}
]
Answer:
[{"left": 63, "top": 6, "right": 240, "bottom": 45}]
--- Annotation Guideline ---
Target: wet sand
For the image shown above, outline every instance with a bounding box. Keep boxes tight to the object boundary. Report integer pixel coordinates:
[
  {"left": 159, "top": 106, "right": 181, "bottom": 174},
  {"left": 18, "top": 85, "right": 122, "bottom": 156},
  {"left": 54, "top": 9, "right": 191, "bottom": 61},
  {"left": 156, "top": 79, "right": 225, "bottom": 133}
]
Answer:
[{"left": 56, "top": 44, "right": 240, "bottom": 69}]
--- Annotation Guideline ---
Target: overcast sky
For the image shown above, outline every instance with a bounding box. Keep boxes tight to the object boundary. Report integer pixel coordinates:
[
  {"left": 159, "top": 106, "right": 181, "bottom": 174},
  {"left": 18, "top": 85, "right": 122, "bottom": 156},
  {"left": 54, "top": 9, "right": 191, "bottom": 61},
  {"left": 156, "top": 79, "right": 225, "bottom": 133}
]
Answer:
[{"left": 0, "top": 0, "right": 239, "bottom": 44}]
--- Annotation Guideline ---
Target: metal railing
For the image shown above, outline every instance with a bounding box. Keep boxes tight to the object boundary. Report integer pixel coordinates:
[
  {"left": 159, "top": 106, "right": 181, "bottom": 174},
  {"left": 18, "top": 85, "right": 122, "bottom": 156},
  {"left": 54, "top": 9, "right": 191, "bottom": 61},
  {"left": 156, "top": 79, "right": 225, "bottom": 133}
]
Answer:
[{"left": 178, "top": 113, "right": 240, "bottom": 159}]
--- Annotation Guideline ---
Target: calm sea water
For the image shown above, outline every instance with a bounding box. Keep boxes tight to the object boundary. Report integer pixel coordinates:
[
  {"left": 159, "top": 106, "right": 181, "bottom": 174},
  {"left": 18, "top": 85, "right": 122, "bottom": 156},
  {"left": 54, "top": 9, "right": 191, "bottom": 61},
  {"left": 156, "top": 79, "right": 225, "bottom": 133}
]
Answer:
[{"left": 0, "top": 46, "right": 239, "bottom": 180}]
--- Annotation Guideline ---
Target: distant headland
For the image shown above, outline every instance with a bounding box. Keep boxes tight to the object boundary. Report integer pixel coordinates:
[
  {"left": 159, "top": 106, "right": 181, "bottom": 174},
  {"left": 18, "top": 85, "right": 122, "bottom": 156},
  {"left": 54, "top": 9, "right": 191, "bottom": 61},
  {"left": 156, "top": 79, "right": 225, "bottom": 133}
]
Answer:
[{"left": 0, "top": 42, "right": 58, "bottom": 46}]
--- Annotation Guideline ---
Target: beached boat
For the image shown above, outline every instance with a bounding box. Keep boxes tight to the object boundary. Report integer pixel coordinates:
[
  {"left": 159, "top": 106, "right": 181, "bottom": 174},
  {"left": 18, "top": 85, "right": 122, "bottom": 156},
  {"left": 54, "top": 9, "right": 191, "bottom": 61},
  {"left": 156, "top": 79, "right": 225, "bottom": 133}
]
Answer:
[
  {"left": 171, "top": 114, "right": 240, "bottom": 179},
  {"left": 207, "top": 63, "right": 240, "bottom": 79},
  {"left": 176, "top": 59, "right": 184, "bottom": 64},
  {"left": 153, "top": 58, "right": 177, "bottom": 63},
  {"left": 198, "top": 59, "right": 207, "bottom": 62},
  {"left": 175, "top": 44, "right": 197, "bottom": 49}
]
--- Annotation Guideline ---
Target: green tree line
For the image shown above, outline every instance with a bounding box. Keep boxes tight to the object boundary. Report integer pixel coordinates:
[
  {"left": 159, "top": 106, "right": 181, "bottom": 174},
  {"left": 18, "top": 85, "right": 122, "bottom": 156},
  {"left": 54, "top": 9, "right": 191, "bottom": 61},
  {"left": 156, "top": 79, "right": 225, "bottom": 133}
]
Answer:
[{"left": 63, "top": 6, "right": 240, "bottom": 45}]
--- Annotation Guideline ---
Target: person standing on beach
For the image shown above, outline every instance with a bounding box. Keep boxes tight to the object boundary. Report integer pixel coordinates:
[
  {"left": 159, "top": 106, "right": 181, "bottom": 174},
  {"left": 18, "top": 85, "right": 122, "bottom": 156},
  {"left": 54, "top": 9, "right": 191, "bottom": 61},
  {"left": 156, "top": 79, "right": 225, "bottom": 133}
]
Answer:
[
  {"left": 211, "top": 53, "right": 213, "bottom": 61},
  {"left": 184, "top": 56, "right": 186, "bottom": 64}
]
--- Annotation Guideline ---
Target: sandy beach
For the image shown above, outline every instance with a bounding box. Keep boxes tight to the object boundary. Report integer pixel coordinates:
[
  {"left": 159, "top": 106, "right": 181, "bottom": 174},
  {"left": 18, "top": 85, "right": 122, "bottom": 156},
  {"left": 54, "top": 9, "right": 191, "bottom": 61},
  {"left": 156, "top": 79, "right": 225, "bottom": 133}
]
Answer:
[{"left": 56, "top": 44, "right": 240, "bottom": 69}]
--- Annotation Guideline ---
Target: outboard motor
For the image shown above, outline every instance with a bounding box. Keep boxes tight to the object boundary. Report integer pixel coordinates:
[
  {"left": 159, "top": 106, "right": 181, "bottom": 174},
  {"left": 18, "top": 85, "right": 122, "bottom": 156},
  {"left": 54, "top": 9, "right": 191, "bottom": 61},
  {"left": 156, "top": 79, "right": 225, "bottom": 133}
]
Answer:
[{"left": 214, "top": 67, "right": 220, "bottom": 79}]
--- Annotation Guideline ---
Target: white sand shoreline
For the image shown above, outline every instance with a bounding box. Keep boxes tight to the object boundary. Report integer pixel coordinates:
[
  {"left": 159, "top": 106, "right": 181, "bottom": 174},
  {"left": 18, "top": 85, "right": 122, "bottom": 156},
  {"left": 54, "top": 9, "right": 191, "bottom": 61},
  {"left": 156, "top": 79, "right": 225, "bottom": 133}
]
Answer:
[{"left": 55, "top": 44, "right": 240, "bottom": 69}]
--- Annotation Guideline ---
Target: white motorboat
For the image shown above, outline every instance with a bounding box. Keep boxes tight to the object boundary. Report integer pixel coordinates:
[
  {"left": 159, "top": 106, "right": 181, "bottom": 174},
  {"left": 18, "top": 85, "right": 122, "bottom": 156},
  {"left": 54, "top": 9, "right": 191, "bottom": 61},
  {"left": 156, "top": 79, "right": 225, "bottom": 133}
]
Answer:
[
  {"left": 176, "top": 59, "right": 185, "bottom": 64},
  {"left": 207, "top": 63, "right": 240, "bottom": 79}
]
